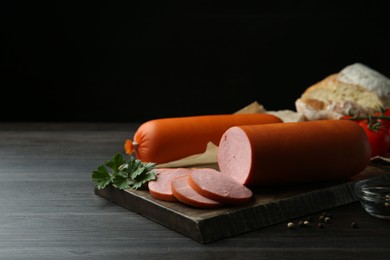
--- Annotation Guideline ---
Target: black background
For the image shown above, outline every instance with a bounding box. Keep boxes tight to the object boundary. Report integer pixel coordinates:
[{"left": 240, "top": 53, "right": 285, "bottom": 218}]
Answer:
[{"left": 1, "top": 1, "right": 390, "bottom": 123}]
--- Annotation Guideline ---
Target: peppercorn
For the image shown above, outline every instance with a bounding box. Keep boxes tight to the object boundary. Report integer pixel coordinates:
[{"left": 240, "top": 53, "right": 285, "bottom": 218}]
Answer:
[
  {"left": 351, "top": 222, "right": 358, "bottom": 229},
  {"left": 317, "top": 222, "right": 324, "bottom": 229},
  {"left": 287, "top": 222, "right": 295, "bottom": 229}
]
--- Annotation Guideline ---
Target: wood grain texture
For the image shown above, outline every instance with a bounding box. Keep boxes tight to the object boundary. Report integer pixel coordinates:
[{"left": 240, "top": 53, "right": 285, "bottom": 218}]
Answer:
[
  {"left": 95, "top": 164, "right": 390, "bottom": 244},
  {"left": 1, "top": 123, "right": 390, "bottom": 259}
]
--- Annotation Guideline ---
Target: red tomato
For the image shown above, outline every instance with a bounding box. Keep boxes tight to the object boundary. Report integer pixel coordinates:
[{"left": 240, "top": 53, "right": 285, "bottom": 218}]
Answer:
[
  {"left": 358, "top": 121, "right": 390, "bottom": 157},
  {"left": 373, "top": 108, "right": 390, "bottom": 129},
  {"left": 340, "top": 114, "right": 363, "bottom": 123}
]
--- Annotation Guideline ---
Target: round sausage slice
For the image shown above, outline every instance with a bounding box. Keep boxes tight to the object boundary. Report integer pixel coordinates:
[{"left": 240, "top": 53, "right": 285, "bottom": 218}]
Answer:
[
  {"left": 171, "top": 175, "right": 223, "bottom": 208},
  {"left": 217, "top": 120, "right": 371, "bottom": 186},
  {"left": 188, "top": 168, "right": 253, "bottom": 204},
  {"left": 148, "top": 168, "right": 191, "bottom": 202}
]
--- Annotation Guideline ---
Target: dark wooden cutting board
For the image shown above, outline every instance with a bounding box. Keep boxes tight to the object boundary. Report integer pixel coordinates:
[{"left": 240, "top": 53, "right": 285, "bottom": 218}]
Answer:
[{"left": 94, "top": 161, "right": 390, "bottom": 244}]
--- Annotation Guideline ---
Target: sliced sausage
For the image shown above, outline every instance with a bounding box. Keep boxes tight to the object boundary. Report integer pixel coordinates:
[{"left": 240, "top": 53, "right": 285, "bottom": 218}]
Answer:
[
  {"left": 171, "top": 175, "right": 223, "bottom": 209},
  {"left": 217, "top": 120, "right": 371, "bottom": 186},
  {"left": 148, "top": 168, "right": 191, "bottom": 202},
  {"left": 188, "top": 168, "right": 253, "bottom": 204}
]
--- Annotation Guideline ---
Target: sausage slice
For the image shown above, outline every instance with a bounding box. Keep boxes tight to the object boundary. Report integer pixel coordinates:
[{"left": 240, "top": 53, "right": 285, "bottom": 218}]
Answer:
[
  {"left": 148, "top": 168, "right": 191, "bottom": 202},
  {"left": 171, "top": 175, "right": 223, "bottom": 208},
  {"left": 188, "top": 168, "right": 253, "bottom": 204}
]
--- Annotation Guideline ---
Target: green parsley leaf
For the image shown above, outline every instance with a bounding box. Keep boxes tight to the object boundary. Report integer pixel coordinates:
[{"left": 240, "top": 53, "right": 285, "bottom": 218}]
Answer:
[
  {"left": 112, "top": 174, "right": 134, "bottom": 190},
  {"left": 132, "top": 171, "right": 157, "bottom": 189},
  {"left": 91, "top": 165, "right": 112, "bottom": 189},
  {"left": 91, "top": 153, "right": 157, "bottom": 190},
  {"left": 105, "top": 153, "right": 126, "bottom": 173}
]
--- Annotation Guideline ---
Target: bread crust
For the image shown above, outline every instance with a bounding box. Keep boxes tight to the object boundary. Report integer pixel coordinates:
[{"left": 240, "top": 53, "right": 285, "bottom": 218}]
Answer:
[{"left": 295, "top": 65, "right": 389, "bottom": 120}]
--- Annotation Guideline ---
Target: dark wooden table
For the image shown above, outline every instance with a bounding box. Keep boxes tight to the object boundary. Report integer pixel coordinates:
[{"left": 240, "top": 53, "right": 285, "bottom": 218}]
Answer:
[{"left": 1, "top": 123, "right": 390, "bottom": 259}]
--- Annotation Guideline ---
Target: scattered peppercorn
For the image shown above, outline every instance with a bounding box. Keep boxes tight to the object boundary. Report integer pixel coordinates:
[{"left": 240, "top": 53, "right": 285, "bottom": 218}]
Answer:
[
  {"left": 286, "top": 213, "right": 361, "bottom": 231},
  {"left": 351, "top": 222, "right": 358, "bottom": 229},
  {"left": 287, "top": 222, "right": 295, "bottom": 229},
  {"left": 317, "top": 222, "right": 324, "bottom": 229}
]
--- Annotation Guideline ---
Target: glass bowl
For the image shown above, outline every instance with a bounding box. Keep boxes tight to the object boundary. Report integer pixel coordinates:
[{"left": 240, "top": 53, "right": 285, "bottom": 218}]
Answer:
[{"left": 354, "top": 176, "right": 390, "bottom": 219}]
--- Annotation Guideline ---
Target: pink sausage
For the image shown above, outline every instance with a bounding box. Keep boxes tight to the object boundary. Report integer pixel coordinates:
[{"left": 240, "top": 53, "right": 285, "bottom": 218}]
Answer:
[
  {"left": 171, "top": 175, "right": 223, "bottom": 209},
  {"left": 188, "top": 168, "right": 253, "bottom": 204},
  {"left": 148, "top": 168, "right": 191, "bottom": 202},
  {"left": 217, "top": 120, "right": 371, "bottom": 186}
]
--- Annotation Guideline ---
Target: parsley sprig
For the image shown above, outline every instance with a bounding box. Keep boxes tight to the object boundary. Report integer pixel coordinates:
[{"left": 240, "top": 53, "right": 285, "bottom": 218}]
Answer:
[{"left": 92, "top": 153, "right": 157, "bottom": 190}]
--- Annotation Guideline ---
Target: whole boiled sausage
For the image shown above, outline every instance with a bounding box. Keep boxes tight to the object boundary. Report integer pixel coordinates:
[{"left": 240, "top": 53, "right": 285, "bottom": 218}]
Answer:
[
  {"left": 217, "top": 120, "right": 371, "bottom": 186},
  {"left": 125, "top": 113, "right": 282, "bottom": 164}
]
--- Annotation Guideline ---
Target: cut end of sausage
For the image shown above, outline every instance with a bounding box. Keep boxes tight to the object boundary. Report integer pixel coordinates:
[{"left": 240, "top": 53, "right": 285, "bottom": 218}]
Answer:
[
  {"left": 171, "top": 175, "right": 223, "bottom": 209},
  {"left": 189, "top": 168, "right": 253, "bottom": 204},
  {"left": 148, "top": 168, "right": 191, "bottom": 202},
  {"left": 217, "top": 126, "right": 252, "bottom": 185}
]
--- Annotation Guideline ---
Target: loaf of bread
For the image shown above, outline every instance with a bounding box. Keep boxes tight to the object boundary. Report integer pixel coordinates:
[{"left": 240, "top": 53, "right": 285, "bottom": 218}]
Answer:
[{"left": 295, "top": 63, "right": 390, "bottom": 120}]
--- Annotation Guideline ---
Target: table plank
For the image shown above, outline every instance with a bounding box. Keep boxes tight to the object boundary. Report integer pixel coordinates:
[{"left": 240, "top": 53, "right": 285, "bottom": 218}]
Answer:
[{"left": 1, "top": 123, "right": 390, "bottom": 259}]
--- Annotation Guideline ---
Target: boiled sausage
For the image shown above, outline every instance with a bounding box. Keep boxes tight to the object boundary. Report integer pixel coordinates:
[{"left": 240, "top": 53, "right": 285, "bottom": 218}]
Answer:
[
  {"left": 148, "top": 168, "right": 191, "bottom": 202},
  {"left": 125, "top": 113, "right": 282, "bottom": 164},
  {"left": 217, "top": 120, "right": 371, "bottom": 186},
  {"left": 171, "top": 175, "right": 223, "bottom": 208},
  {"left": 188, "top": 168, "right": 253, "bottom": 204}
]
